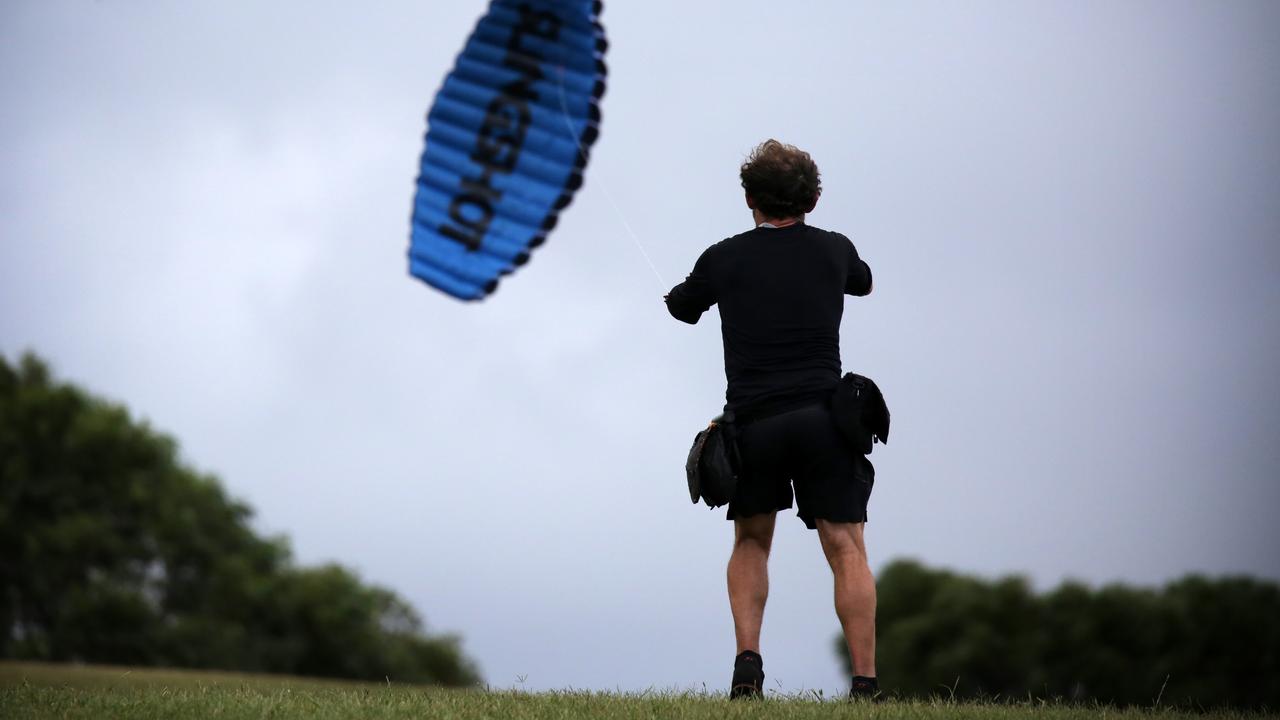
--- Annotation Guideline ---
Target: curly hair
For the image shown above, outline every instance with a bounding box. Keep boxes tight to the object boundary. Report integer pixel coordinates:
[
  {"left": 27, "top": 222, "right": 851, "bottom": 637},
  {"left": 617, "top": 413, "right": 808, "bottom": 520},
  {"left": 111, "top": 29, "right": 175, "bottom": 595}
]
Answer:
[{"left": 739, "top": 139, "right": 822, "bottom": 219}]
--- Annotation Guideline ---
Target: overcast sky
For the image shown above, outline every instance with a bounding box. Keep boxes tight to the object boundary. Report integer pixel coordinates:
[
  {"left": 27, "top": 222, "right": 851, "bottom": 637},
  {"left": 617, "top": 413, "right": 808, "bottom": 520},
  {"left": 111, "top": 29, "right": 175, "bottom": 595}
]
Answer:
[{"left": 3, "top": 0, "right": 1278, "bottom": 694}]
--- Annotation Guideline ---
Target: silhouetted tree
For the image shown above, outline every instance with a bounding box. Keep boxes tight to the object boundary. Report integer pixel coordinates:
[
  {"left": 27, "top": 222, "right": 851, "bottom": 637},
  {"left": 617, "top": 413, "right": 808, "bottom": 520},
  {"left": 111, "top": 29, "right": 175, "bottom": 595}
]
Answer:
[
  {"left": 0, "top": 352, "right": 479, "bottom": 685},
  {"left": 837, "top": 559, "right": 1280, "bottom": 709}
]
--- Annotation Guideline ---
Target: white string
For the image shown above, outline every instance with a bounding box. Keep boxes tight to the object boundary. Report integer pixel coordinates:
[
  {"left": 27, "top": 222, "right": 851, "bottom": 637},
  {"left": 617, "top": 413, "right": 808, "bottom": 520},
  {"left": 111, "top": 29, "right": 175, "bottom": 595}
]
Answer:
[{"left": 555, "top": 67, "right": 669, "bottom": 293}]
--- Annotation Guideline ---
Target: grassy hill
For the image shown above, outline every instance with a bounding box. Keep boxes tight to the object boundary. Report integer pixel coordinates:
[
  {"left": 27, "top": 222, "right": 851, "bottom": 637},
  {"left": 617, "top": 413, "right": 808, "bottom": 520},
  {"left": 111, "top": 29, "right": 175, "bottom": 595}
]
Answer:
[{"left": 1, "top": 662, "right": 1270, "bottom": 720}]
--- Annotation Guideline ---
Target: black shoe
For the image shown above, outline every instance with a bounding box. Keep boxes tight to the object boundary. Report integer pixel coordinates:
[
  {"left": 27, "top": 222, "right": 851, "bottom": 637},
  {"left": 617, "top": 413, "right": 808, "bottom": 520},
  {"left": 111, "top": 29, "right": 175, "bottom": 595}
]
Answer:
[
  {"left": 849, "top": 675, "right": 882, "bottom": 702},
  {"left": 729, "top": 651, "right": 764, "bottom": 700}
]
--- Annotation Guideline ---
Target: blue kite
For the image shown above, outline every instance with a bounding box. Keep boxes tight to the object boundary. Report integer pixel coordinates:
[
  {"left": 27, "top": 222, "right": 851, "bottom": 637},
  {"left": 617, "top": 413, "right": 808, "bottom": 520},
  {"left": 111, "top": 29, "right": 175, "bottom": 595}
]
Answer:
[{"left": 409, "top": 0, "right": 607, "bottom": 300}]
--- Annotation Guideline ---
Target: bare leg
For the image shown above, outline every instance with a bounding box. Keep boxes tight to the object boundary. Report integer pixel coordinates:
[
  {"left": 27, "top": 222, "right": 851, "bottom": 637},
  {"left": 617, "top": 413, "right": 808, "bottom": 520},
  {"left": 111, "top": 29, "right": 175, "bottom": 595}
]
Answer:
[
  {"left": 816, "top": 520, "right": 876, "bottom": 677},
  {"left": 727, "top": 512, "right": 776, "bottom": 654}
]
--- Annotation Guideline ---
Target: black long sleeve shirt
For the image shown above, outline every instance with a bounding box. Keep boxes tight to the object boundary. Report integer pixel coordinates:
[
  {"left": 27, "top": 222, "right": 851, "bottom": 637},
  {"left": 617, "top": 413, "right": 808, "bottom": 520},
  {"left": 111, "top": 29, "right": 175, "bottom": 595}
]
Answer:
[{"left": 665, "top": 222, "right": 872, "bottom": 420}]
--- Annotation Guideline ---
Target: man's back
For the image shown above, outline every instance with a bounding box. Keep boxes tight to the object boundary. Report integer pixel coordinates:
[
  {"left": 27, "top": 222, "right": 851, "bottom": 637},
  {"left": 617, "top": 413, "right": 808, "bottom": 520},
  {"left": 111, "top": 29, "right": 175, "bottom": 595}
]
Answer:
[{"left": 666, "top": 223, "right": 872, "bottom": 417}]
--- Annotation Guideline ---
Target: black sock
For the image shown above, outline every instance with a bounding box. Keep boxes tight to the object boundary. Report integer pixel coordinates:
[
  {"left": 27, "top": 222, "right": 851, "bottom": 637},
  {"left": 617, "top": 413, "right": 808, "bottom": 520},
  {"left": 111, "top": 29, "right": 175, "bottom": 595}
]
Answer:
[
  {"left": 730, "top": 651, "right": 764, "bottom": 699},
  {"left": 850, "top": 675, "right": 879, "bottom": 693}
]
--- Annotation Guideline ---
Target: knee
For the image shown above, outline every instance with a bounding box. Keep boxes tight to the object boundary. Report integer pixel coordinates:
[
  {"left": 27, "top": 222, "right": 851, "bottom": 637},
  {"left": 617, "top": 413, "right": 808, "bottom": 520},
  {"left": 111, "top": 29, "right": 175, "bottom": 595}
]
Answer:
[
  {"left": 734, "top": 531, "right": 772, "bottom": 556},
  {"left": 733, "top": 515, "right": 776, "bottom": 555},
  {"left": 823, "top": 539, "right": 866, "bottom": 567},
  {"left": 818, "top": 525, "right": 868, "bottom": 565}
]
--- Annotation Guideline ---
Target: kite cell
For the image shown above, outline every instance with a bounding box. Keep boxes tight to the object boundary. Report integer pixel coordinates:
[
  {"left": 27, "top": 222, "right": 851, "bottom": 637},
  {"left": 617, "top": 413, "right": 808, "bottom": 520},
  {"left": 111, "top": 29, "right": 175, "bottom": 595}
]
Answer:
[{"left": 409, "top": 0, "right": 607, "bottom": 300}]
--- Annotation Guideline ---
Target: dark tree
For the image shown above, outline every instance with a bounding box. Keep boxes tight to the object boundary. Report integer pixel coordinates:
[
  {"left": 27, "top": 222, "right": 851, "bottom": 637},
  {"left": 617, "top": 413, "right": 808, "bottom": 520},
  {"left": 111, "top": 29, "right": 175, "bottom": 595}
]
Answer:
[
  {"left": 837, "top": 559, "right": 1280, "bottom": 709},
  {"left": 0, "top": 352, "right": 479, "bottom": 685}
]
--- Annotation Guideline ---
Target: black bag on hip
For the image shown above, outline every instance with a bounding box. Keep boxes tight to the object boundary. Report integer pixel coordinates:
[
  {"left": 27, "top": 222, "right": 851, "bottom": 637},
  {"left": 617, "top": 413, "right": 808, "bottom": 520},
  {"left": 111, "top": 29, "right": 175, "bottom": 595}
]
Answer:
[
  {"left": 685, "top": 412, "right": 739, "bottom": 508},
  {"left": 830, "top": 373, "right": 890, "bottom": 455}
]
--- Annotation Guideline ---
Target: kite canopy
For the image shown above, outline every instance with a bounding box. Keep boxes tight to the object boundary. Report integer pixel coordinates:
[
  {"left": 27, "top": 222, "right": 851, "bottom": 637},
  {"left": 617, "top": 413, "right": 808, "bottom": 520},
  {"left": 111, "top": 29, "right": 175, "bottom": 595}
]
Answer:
[{"left": 409, "top": 0, "right": 607, "bottom": 300}]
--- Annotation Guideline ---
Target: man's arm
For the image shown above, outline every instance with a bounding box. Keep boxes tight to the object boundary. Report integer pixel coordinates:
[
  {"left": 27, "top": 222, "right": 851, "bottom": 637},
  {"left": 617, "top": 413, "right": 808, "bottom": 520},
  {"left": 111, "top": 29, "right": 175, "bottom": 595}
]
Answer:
[
  {"left": 845, "top": 240, "right": 873, "bottom": 297},
  {"left": 665, "top": 248, "right": 717, "bottom": 323}
]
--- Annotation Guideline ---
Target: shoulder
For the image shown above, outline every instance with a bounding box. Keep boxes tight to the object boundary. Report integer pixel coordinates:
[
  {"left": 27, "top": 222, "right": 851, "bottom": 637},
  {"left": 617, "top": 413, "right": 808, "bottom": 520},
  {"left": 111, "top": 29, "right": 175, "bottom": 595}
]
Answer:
[
  {"left": 803, "top": 223, "right": 852, "bottom": 244},
  {"left": 720, "top": 228, "right": 762, "bottom": 248},
  {"left": 697, "top": 230, "right": 753, "bottom": 265},
  {"left": 800, "top": 224, "right": 858, "bottom": 255}
]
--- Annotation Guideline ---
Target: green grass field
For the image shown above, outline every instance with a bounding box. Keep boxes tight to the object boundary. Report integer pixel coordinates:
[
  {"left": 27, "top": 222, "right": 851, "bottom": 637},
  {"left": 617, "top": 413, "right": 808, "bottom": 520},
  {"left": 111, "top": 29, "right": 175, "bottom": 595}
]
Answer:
[{"left": 0, "top": 662, "right": 1270, "bottom": 720}]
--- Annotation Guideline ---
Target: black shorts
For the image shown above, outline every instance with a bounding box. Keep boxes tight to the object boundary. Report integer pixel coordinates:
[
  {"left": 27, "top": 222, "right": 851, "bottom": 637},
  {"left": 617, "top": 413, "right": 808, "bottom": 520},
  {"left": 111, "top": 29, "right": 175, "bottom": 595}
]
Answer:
[{"left": 727, "top": 403, "right": 874, "bottom": 529}]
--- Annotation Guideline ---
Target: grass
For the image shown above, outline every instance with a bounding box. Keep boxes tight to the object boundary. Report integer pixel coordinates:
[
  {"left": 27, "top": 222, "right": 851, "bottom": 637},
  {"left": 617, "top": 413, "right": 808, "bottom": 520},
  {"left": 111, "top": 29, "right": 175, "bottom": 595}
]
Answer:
[{"left": 0, "top": 661, "right": 1271, "bottom": 720}]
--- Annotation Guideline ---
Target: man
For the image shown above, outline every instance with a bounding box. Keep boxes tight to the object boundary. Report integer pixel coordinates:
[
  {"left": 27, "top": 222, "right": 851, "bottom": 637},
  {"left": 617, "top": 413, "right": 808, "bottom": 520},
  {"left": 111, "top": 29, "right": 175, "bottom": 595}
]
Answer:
[{"left": 665, "top": 140, "right": 879, "bottom": 700}]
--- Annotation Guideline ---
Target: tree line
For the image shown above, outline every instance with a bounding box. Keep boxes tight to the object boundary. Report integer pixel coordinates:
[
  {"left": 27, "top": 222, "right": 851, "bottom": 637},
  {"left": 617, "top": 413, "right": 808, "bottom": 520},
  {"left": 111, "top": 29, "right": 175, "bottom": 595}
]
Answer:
[
  {"left": 838, "top": 558, "right": 1279, "bottom": 709},
  {"left": 0, "top": 352, "right": 479, "bottom": 685}
]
